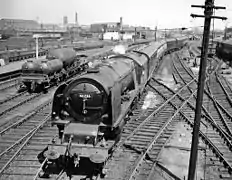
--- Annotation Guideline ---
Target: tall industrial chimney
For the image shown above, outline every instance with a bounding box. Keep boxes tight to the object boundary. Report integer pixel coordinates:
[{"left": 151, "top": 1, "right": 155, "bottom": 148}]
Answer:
[
  {"left": 120, "top": 17, "right": 123, "bottom": 29},
  {"left": 63, "top": 16, "right": 68, "bottom": 26},
  {"left": 75, "top": 12, "right": 78, "bottom": 26}
]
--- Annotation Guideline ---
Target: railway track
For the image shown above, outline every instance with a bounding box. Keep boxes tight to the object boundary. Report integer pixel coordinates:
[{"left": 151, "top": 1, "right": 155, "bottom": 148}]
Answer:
[
  {"left": 210, "top": 72, "right": 232, "bottom": 115},
  {"left": 102, "top": 51, "right": 232, "bottom": 180},
  {"left": 0, "top": 46, "right": 118, "bottom": 121},
  {"left": 0, "top": 109, "right": 56, "bottom": 180},
  {"left": 174, "top": 54, "right": 232, "bottom": 179},
  {"left": 125, "top": 80, "right": 197, "bottom": 180},
  {"left": 0, "top": 87, "right": 55, "bottom": 130},
  {"left": 0, "top": 91, "right": 46, "bottom": 126},
  {"left": 180, "top": 54, "right": 232, "bottom": 141},
  {"left": 101, "top": 52, "right": 197, "bottom": 180},
  {"left": 0, "top": 78, "right": 19, "bottom": 92},
  {"left": 102, "top": 75, "right": 197, "bottom": 180},
  {"left": 0, "top": 101, "right": 51, "bottom": 168},
  {"left": 0, "top": 43, "right": 149, "bottom": 180},
  {"left": 0, "top": 47, "right": 113, "bottom": 102},
  {"left": 0, "top": 78, "right": 22, "bottom": 102},
  {"left": 152, "top": 78, "right": 232, "bottom": 180},
  {"left": 219, "top": 74, "right": 232, "bottom": 96}
]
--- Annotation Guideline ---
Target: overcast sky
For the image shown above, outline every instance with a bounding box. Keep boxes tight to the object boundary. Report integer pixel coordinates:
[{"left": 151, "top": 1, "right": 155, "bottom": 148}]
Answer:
[{"left": 0, "top": 0, "right": 231, "bottom": 29}]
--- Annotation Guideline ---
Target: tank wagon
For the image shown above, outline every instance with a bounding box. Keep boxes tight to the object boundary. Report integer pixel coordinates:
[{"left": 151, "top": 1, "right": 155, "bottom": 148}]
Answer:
[
  {"left": 20, "top": 48, "right": 88, "bottom": 93},
  {"left": 37, "top": 37, "right": 188, "bottom": 178},
  {"left": 73, "top": 42, "right": 104, "bottom": 51}
]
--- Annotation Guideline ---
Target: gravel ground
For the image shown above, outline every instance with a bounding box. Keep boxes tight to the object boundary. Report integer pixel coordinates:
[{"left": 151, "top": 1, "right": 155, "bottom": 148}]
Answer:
[{"left": 155, "top": 122, "right": 206, "bottom": 179}]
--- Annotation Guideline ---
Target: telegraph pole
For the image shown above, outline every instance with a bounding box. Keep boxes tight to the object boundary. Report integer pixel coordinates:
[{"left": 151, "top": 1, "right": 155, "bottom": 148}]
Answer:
[
  {"left": 155, "top": 26, "right": 157, "bottom": 41},
  {"left": 134, "top": 27, "right": 137, "bottom": 42},
  {"left": 224, "top": 25, "right": 227, "bottom": 40},
  {"left": 33, "top": 35, "right": 40, "bottom": 59},
  {"left": 188, "top": 1, "right": 226, "bottom": 180}
]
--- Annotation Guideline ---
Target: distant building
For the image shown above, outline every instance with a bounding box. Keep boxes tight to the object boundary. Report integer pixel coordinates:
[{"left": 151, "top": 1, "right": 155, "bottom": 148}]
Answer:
[
  {"left": 0, "top": 19, "right": 39, "bottom": 31},
  {"left": 41, "top": 23, "right": 62, "bottom": 30},
  {"left": 120, "top": 26, "right": 153, "bottom": 39},
  {"left": 103, "top": 32, "right": 120, "bottom": 40},
  {"left": 226, "top": 27, "right": 232, "bottom": 33},
  {"left": 80, "top": 25, "right": 90, "bottom": 31},
  {"left": 90, "top": 22, "right": 121, "bottom": 33}
]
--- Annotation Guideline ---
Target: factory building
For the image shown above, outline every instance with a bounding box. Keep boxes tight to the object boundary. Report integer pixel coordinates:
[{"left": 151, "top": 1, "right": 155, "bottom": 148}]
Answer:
[{"left": 0, "top": 19, "right": 40, "bottom": 31}]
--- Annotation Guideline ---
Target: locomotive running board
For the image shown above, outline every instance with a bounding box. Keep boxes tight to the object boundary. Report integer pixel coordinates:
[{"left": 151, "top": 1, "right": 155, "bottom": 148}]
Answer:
[{"left": 20, "top": 74, "right": 49, "bottom": 81}]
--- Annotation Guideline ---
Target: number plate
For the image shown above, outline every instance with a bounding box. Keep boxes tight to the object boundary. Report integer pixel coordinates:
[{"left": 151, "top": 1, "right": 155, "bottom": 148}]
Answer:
[{"left": 79, "top": 94, "right": 91, "bottom": 98}]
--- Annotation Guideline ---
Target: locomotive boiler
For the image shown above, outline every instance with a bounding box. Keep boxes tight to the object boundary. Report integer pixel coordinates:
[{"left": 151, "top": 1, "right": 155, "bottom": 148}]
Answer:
[{"left": 38, "top": 37, "right": 188, "bottom": 178}]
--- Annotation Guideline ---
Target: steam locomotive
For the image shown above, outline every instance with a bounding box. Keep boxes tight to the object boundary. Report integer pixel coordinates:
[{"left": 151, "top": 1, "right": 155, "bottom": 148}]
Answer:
[
  {"left": 38, "top": 37, "right": 188, "bottom": 178},
  {"left": 20, "top": 48, "right": 88, "bottom": 93}
]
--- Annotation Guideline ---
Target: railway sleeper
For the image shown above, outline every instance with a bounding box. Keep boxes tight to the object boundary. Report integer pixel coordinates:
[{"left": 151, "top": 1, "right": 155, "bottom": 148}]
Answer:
[
  {"left": 137, "top": 129, "right": 160, "bottom": 133},
  {"left": 0, "top": 136, "right": 20, "bottom": 141},
  {"left": 145, "top": 151, "right": 160, "bottom": 161},
  {"left": 34, "top": 131, "right": 55, "bottom": 135},
  {"left": 158, "top": 114, "right": 175, "bottom": 118},
  {"left": 156, "top": 137, "right": 170, "bottom": 143},
  {"left": 16, "top": 155, "right": 39, "bottom": 161},
  {"left": 220, "top": 173, "right": 232, "bottom": 179},
  {"left": 22, "top": 145, "right": 48, "bottom": 151},
  {"left": 18, "top": 150, "right": 42, "bottom": 155},
  {"left": 12, "top": 125, "right": 36, "bottom": 129},
  {"left": 128, "top": 122, "right": 144, "bottom": 127},
  {"left": 218, "top": 167, "right": 232, "bottom": 173},
  {"left": 141, "top": 126, "right": 162, "bottom": 130},
  {"left": 122, "top": 129, "right": 134, "bottom": 134},
  {"left": 29, "top": 141, "right": 51, "bottom": 146},
  {"left": 124, "top": 123, "right": 142, "bottom": 129},
  {"left": 206, "top": 161, "right": 223, "bottom": 166},
  {"left": 32, "top": 133, "right": 56, "bottom": 137},
  {"left": 9, "top": 160, "right": 41, "bottom": 168},
  {"left": 8, "top": 130, "right": 32, "bottom": 134},
  {"left": 126, "top": 142, "right": 149, "bottom": 147},
  {"left": 130, "top": 135, "right": 154, "bottom": 142},
  {"left": 150, "top": 146, "right": 163, "bottom": 151},
  {"left": 134, "top": 132, "right": 158, "bottom": 137},
  {"left": 128, "top": 136, "right": 153, "bottom": 141},
  {"left": 3, "top": 166, "right": 38, "bottom": 175},
  {"left": 31, "top": 137, "right": 54, "bottom": 141},
  {"left": 0, "top": 153, "right": 17, "bottom": 161},
  {"left": 144, "top": 122, "right": 165, "bottom": 126},
  {"left": 0, "top": 139, "right": 18, "bottom": 144}
]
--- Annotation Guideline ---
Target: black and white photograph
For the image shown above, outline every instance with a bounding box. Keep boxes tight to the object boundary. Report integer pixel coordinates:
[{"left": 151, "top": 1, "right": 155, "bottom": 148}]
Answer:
[{"left": 0, "top": 0, "right": 232, "bottom": 179}]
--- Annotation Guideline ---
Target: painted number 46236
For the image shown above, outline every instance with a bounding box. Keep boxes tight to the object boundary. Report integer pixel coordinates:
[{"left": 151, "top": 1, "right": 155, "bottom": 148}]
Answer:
[{"left": 79, "top": 94, "right": 91, "bottom": 98}]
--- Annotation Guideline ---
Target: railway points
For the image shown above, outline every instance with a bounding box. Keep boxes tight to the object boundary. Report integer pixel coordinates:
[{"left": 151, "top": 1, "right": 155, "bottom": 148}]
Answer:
[
  {"left": 1, "top": 36, "right": 232, "bottom": 180},
  {"left": 1, "top": 0, "right": 232, "bottom": 179}
]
